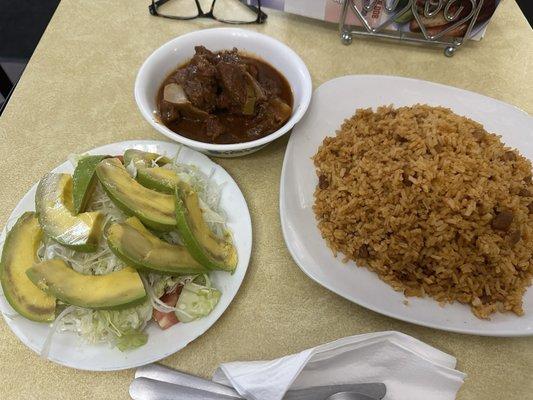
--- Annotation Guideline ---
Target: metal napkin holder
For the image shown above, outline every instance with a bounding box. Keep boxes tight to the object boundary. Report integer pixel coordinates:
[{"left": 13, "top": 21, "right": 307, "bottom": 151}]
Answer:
[{"left": 339, "top": 0, "right": 488, "bottom": 56}]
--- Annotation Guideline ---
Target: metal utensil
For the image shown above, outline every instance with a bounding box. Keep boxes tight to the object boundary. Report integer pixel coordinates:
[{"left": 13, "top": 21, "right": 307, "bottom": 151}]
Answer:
[
  {"left": 135, "top": 364, "right": 239, "bottom": 397},
  {"left": 130, "top": 377, "right": 241, "bottom": 400},
  {"left": 133, "top": 364, "right": 387, "bottom": 400},
  {"left": 327, "top": 392, "right": 377, "bottom": 400},
  {"left": 130, "top": 377, "right": 386, "bottom": 400},
  {"left": 284, "top": 385, "right": 386, "bottom": 400}
]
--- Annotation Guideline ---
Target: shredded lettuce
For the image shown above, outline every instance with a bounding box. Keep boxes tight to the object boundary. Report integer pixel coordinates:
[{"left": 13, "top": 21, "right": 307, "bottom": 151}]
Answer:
[
  {"left": 38, "top": 235, "right": 125, "bottom": 275},
  {"left": 116, "top": 330, "right": 148, "bottom": 351},
  {"left": 41, "top": 305, "right": 78, "bottom": 358},
  {"left": 141, "top": 274, "right": 178, "bottom": 313},
  {"left": 141, "top": 273, "right": 209, "bottom": 314},
  {"left": 163, "top": 160, "right": 228, "bottom": 237},
  {"left": 87, "top": 182, "right": 126, "bottom": 223},
  {"left": 148, "top": 273, "right": 181, "bottom": 298},
  {"left": 164, "top": 162, "right": 224, "bottom": 210},
  {"left": 56, "top": 299, "right": 152, "bottom": 350},
  {"left": 125, "top": 152, "right": 168, "bottom": 178},
  {"left": 198, "top": 198, "right": 226, "bottom": 225},
  {"left": 146, "top": 272, "right": 199, "bottom": 298},
  {"left": 175, "top": 282, "right": 221, "bottom": 323}
]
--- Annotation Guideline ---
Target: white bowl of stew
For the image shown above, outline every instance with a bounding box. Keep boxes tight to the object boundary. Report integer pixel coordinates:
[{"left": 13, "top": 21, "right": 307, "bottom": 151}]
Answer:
[{"left": 135, "top": 28, "right": 312, "bottom": 157}]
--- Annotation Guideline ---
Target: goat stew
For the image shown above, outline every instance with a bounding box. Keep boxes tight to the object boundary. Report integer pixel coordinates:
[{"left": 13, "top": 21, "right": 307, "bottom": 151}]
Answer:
[{"left": 157, "top": 46, "right": 293, "bottom": 145}]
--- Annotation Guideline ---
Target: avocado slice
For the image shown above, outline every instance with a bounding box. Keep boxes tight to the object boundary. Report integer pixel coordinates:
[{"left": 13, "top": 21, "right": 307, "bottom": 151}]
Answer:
[
  {"left": 26, "top": 259, "right": 146, "bottom": 310},
  {"left": 36, "top": 173, "right": 104, "bottom": 252},
  {"left": 123, "top": 149, "right": 171, "bottom": 168},
  {"left": 72, "top": 155, "right": 109, "bottom": 214},
  {"left": 175, "top": 183, "right": 237, "bottom": 272},
  {"left": 0, "top": 212, "right": 56, "bottom": 322},
  {"left": 107, "top": 217, "right": 207, "bottom": 275},
  {"left": 136, "top": 167, "right": 180, "bottom": 194},
  {"left": 96, "top": 158, "right": 176, "bottom": 231}
]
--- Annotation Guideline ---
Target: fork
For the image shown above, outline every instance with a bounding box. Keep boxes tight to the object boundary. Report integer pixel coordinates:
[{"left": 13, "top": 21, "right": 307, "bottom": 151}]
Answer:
[{"left": 327, "top": 393, "right": 376, "bottom": 400}]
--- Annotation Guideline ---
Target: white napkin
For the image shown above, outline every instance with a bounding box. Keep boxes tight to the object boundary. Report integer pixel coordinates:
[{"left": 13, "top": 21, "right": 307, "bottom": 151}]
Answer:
[{"left": 213, "top": 331, "right": 466, "bottom": 400}]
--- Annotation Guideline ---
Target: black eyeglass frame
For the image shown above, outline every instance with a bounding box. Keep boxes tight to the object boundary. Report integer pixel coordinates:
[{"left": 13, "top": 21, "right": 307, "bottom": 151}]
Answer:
[{"left": 149, "top": 0, "right": 267, "bottom": 24}]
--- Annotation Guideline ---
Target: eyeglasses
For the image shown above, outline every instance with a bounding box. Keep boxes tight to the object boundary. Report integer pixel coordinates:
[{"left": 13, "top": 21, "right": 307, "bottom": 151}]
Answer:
[{"left": 149, "top": 0, "right": 267, "bottom": 24}]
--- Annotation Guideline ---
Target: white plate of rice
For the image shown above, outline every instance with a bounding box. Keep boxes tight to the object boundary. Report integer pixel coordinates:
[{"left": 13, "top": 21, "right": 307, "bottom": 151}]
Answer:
[
  {"left": 280, "top": 75, "right": 533, "bottom": 336},
  {"left": 0, "top": 140, "right": 252, "bottom": 370}
]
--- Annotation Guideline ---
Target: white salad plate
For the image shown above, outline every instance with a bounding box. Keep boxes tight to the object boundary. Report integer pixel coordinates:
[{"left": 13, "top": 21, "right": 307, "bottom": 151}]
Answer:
[
  {"left": 0, "top": 140, "right": 252, "bottom": 370},
  {"left": 280, "top": 75, "right": 533, "bottom": 337}
]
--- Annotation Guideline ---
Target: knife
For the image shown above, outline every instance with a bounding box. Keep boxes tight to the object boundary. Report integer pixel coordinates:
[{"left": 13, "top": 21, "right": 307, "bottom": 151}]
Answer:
[
  {"left": 135, "top": 364, "right": 238, "bottom": 398},
  {"left": 133, "top": 364, "right": 387, "bottom": 400},
  {"left": 130, "top": 378, "right": 240, "bottom": 400}
]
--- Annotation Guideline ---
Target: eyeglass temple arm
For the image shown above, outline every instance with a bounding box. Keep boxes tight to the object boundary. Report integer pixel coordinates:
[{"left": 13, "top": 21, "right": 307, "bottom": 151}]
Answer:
[
  {"left": 152, "top": 0, "right": 203, "bottom": 13},
  {"left": 236, "top": 0, "right": 267, "bottom": 21}
]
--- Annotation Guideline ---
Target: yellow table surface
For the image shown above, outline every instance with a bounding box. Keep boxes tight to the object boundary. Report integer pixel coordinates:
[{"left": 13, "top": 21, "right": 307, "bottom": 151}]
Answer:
[{"left": 0, "top": 1, "right": 532, "bottom": 399}]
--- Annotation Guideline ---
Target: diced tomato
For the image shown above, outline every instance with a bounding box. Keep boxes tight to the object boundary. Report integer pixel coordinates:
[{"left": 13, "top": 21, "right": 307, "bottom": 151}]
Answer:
[
  {"left": 153, "top": 311, "right": 179, "bottom": 330},
  {"left": 152, "top": 285, "right": 182, "bottom": 330}
]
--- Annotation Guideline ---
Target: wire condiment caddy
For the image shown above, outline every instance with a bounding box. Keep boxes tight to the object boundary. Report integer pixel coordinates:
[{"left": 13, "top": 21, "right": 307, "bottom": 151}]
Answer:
[{"left": 339, "top": 0, "right": 495, "bottom": 56}]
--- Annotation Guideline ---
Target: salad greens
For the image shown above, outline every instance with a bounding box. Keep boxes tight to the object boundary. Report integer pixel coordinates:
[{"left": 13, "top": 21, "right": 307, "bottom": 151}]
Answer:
[
  {"left": 62, "top": 300, "right": 151, "bottom": 348},
  {"left": 2, "top": 148, "right": 233, "bottom": 354},
  {"left": 175, "top": 282, "right": 222, "bottom": 323}
]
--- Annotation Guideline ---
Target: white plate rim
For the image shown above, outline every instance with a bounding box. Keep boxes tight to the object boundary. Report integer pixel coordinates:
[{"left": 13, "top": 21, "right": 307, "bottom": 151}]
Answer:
[
  {"left": 0, "top": 140, "right": 253, "bottom": 370},
  {"left": 280, "top": 75, "right": 533, "bottom": 337}
]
